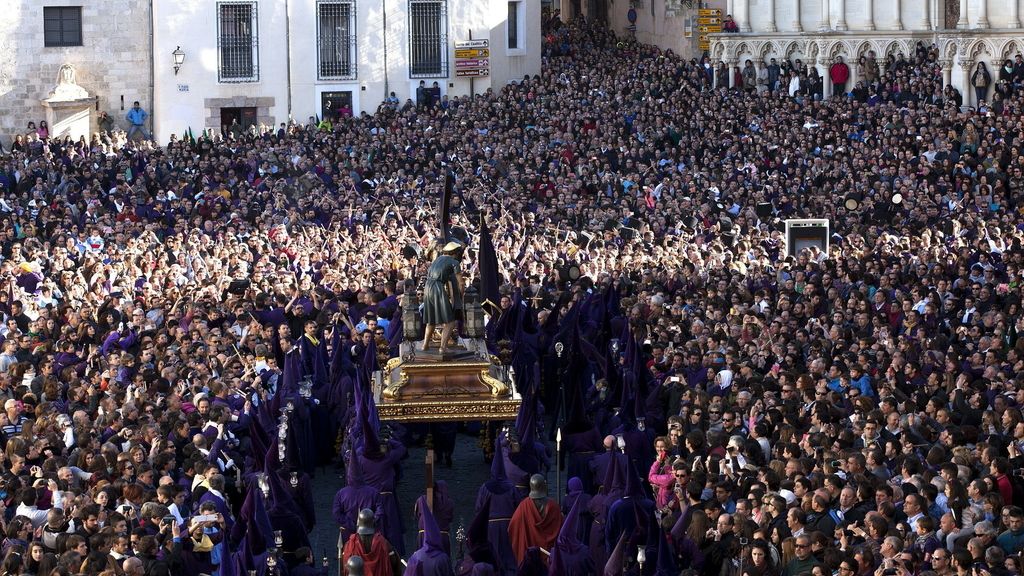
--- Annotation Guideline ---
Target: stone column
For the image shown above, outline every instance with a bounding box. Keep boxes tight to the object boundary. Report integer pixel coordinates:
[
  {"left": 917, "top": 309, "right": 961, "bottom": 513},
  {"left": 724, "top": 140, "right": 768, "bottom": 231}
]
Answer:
[
  {"left": 940, "top": 59, "right": 952, "bottom": 87},
  {"left": 958, "top": 59, "right": 972, "bottom": 105},
  {"left": 727, "top": 59, "right": 739, "bottom": 88},
  {"left": 864, "top": 0, "right": 875, "bottom": 30},
  {"left": 892, "top": 0, "right": 903, "bottom": 29},
  {"left": 820, "top": 0, "right": 830, "bottom": 29},
  {"left": 818, "top": 57, "right": 832, "bottom": 97},
  {"left": 976, "top": 0, "right": 988, "bottom": 28},
  {"left": 1010, "top": 0, "right": 1021, "bottom": 28},
  {"left": 792, "top": 0, "right": 803, "bottom": 31},
  {"left": 917, "top": 0, "right": 929, "bottom": 30},
  {"left": 739, "top": 0, "right": 752, "bottom": 31},
  {"left": 764, "top": 0, "right": 778, "bottom": 31},
  {"left": 835, "top": 0, "right": 847, "bottom": 29},
  {"left": 727, "top": 0, "right": 735, "bottom": 17},
  {"left": 957, "top": 0, "right": 968, "bottom": 28}
]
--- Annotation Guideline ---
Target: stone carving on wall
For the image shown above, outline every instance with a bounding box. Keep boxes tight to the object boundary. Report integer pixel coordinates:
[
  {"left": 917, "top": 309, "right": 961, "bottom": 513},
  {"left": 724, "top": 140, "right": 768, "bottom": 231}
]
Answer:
[{"left": 48, "top": 64, "right": 91, "bottom": 101}]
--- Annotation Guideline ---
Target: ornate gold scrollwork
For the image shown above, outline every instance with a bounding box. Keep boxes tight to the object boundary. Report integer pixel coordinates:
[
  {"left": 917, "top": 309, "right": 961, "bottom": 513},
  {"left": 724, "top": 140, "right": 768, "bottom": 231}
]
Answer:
[{"left": 480, "top": 370, "right": 509, "bottom": 397}]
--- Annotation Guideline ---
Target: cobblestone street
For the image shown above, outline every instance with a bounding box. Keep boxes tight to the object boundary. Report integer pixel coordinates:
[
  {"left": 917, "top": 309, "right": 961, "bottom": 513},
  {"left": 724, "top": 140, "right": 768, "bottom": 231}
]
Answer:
[{"left": 307, "top": 430, "right": 548, "bottom": 574}]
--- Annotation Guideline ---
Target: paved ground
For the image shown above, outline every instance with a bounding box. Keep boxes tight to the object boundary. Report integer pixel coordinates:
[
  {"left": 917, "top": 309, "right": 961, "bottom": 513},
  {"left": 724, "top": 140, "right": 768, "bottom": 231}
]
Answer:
[{"left": 306, "top": 429, "right": 548, "bottom": 573}]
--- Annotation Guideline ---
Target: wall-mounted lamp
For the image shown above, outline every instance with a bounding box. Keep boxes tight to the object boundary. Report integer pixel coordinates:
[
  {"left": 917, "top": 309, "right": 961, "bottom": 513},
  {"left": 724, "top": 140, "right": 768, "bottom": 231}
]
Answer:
[{"left": 172, "top": 46, "right": 185, "bottom": 75}]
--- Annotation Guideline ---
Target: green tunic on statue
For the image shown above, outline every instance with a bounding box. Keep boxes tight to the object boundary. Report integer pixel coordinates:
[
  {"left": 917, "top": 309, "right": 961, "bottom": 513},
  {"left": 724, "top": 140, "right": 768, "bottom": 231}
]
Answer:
[{"left": 421, "top": 254, "right": 461, "bottom": 325}]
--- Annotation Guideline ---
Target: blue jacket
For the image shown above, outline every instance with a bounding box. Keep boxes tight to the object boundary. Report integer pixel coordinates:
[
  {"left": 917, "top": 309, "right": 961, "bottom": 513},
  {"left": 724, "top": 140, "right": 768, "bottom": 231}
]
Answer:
[{"left": 126, "top": 107, "right": 148, "bottom": 126}]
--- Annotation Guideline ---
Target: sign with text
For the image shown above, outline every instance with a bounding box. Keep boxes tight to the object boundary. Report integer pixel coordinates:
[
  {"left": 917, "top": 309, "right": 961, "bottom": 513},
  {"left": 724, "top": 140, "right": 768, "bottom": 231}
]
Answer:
[
  {"left": 455, "top": 39, "right": 489, "bottom": 49},
  {"left": 698, "top": 8, "right": 721, "bottom": 16},
  {"left": 456, "top": 58, "right": 490, "bottom": 68},
  {"left": 455, "top": 38, "right": 490, "bottom": 78},
  {"left": 455, "top": 48, "right": 490, "bottom": 59}
]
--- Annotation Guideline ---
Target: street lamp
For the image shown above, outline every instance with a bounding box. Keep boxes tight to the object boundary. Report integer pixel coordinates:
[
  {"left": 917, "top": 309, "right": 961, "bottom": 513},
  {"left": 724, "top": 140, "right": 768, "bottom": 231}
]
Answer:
[{"left": 172, "top": 46, "right": 185, "bottom": 75}]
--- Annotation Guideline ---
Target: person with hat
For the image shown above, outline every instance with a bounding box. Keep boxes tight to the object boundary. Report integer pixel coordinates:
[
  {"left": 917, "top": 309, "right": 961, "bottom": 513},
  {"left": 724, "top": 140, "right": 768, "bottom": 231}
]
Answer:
[
  {"left": 509, "top": 474, "right": 563, "bottom": 565},
  {"left": 341, "top": 509, "right": 401, "bottom": 576}
]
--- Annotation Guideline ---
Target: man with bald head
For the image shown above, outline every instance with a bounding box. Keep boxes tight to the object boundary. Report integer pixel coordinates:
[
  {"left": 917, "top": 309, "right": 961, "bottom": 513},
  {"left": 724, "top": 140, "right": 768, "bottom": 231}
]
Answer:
[{"left": 123, "top": 557, "right": 144, "bottom": 576}]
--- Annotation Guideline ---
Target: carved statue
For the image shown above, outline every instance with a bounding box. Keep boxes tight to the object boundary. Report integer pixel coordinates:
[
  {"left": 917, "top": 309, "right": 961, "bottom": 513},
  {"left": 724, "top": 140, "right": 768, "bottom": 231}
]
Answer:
[
  {"left": 47, "top": 63, "right": 90, "bottom": 101},
  {"left": 58, "top": 64, "right": 76, "bottom": 86},
  {"left": 420, "top": 241, "right": 464, "bottom": 353}
]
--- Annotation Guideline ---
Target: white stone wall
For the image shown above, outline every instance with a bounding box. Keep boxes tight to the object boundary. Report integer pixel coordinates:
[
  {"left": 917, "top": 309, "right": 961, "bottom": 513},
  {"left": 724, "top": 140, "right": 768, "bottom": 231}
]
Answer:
[
  {"left": 710, "top": 32, "right": 1024, "bottom": 107},
  {"left": 0, "top": 0, "right": 153, "bottom": 145},
  {"left": 153, "top": 0, "right": 542, "bottom": 143}
]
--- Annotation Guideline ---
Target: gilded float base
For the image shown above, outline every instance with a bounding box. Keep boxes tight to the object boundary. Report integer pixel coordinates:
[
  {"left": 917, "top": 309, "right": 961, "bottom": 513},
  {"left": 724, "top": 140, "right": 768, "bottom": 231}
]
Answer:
[
  {"left": 377, "top": 338, "right": 519, "bottom": 422},
  {"left": 376, "top": 397, "right": 521, "bottom": 422}
]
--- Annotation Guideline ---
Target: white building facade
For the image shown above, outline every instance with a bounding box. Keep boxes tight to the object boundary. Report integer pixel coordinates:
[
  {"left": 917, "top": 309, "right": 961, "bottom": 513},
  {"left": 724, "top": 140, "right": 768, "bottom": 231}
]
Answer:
[
  {"left": 0, "top": 0, "right": 154, "bottom": 143},
  {"left": 706, "top": 0, "right": 1023, "bottom": 107},
  {"left": 152, "top": 0, "right": 542, "bottom": 143}
]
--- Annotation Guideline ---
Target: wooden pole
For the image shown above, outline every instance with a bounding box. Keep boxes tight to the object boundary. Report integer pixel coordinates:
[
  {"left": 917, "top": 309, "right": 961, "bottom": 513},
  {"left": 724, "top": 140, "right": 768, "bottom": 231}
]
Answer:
[{"left": 426, "top": 449, "right": 435, "bottom": 511}]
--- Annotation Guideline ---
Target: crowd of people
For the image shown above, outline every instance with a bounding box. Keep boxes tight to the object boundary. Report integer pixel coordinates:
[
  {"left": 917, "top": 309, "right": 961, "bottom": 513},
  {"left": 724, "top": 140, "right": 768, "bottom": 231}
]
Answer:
[{"left": 0, "top": 9, "right": 1021, "bottom": 576}]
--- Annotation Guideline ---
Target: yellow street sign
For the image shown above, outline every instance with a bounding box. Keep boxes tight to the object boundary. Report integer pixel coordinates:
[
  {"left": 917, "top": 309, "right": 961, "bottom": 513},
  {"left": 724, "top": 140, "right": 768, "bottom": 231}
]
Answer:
[
  {"left": 698, "top": 9, "right": 721, "bottom": 16},
  {"left": 455, "top": 48, "right": 490, "bottom": 59}
]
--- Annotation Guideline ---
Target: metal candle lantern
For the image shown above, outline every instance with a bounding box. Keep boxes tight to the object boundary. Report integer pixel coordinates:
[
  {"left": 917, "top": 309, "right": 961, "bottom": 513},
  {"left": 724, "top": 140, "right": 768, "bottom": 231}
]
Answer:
[
  {"left": 290, "top": 471, "right": 299, "bottom": 488},
  {"left": 275, "top": 530, "right": 283, "bottom": 548},
  {"left": 257, "top": 473, "right": 270, "bottom": 498},
  {"left": 637, "top": 547, "right": 647, "bottom": 572},
  {"left": 299, "top": 376, "right": 313, "bottom": 398},
  {"left": 463, "top": 286, "right": 484, "bottom": 338},
  {"left": 401, "top": 287, "right": 422, "bottom": 340}
]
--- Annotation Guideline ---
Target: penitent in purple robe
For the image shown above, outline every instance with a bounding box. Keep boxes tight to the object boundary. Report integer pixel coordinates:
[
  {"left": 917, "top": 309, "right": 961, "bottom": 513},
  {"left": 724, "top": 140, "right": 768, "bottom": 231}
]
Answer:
[
  {"left": 333, "top": 449, "right": 384, "bottom": 544},
  {"left": 356, "top": 446, "right": 407, "bottom": 556},
  {"left": 476, "top": 442, "right": 522, "bottom": 576},
  {"left": 549, "top": 495, "right": 593, "bottom": 576},
  {"left": 404, "top": 495, "right": 454, "bottom": 576}
]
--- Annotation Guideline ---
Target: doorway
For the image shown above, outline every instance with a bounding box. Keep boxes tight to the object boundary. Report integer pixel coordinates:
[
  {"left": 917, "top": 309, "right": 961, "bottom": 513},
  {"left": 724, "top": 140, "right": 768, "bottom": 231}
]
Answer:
[
  {"left": 321, "top": 91, "right": 353, "bottom": 122},
  {"left": 220, "top": 107, "right": 257, "bottom": 137}
]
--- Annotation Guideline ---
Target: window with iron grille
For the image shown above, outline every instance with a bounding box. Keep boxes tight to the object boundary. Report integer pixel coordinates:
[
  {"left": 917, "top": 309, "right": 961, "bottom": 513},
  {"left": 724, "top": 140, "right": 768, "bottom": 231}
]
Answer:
[
  {"left": 217, "top": 2, "right": 259, "bottom": 83},
  {"left": 408, "top": 0, "right": 448, "bottom": 78},
  {"left": 43, "top": 7, "right": 82, "bottom": 47},
  {"left": 317, "top": 0, "right": 357, "bottom": 80}
]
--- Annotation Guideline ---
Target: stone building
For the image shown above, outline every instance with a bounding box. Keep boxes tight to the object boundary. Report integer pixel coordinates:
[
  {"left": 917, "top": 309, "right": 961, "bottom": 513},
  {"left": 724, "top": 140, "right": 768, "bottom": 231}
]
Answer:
[
  {"left": 151, "top": 0, "right": 542, "bottom": 143},
  {"left": 0, "top": 0, "right": 541, "bottom": 145},
  {"left": 0, "top": 1, "right": 153, "bottom": 143},
  {"left": 706, "top": 0, "right": 1024, "bottom": 106}
]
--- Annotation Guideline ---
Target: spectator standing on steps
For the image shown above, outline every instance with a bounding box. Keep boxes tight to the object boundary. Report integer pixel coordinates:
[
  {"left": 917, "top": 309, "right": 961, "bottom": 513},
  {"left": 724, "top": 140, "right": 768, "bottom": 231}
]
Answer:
[
  {"left": 830, "top": 55, "right": 850, "bottom": 96},
  {"left": 125, "top": 101, "right": 149, "bottom": 141}
]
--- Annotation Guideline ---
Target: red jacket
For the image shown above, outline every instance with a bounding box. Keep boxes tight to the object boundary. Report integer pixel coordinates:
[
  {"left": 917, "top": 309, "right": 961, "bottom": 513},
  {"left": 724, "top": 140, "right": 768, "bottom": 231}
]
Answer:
[{"left": 830, "top": 62, "right": 850, "bottom": 84}]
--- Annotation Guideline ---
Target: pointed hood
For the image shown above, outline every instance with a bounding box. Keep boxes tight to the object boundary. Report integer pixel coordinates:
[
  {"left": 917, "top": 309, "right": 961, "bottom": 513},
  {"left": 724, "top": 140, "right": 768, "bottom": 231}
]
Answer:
[
  {"left": 549, "top": 494, "right": 591, "bottom": 576},
  {"left": 229, "top": 477, "right": 274, "bottom": 565},
  {"left": 556, "top": 492, "right": 584, "bottom": 551},
  {"left": 600, "top": 452, "right": 621, "bottom": 496},
  {"left": 354, "top": 338, "right": 382, "bottom": 457},
  {"left": 654, "top": 530, "right": 677, "bottom": 576},
  {"left": 603, "top": 533, "right": 627, "bottom": 576},
  {"left": 622, "top": 459, "right": 643, "bottom": 499},
  {"left": 358, "top": 335, "right": 381, "bottom": 431},
  {"left": 418, "top": 495, "right": 445, "bottom": 553},
  {"left": 358, "top": 396, "right": 382, "bottom": 457},
  {"left": 478, "top": 212, "right": 502, "bottom": 316},
  {"left": 282, "top": 347, "right": 303, "bottom": 396},
  {"left": 467, "top": 496, "right": 497, "bottom": 566},
  {"left": 346, "top": 447, "right": 365, "bottom": 487},
  {"left": 486, "top": 438, "right": 513, "bottom": 494}
]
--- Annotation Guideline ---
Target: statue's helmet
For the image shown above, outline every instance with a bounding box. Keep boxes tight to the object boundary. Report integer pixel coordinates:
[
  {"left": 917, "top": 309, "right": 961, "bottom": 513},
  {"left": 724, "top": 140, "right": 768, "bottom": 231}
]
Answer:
[{"left": 356, "top": 509, "right": 376, "bottom": 535}]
